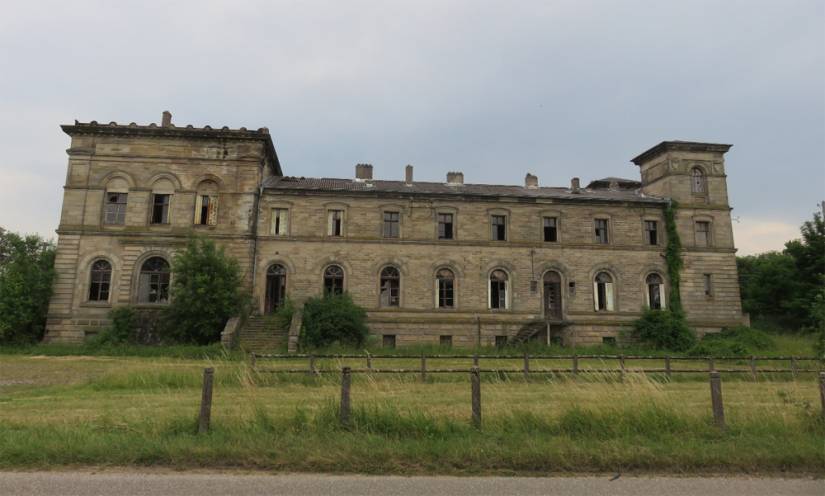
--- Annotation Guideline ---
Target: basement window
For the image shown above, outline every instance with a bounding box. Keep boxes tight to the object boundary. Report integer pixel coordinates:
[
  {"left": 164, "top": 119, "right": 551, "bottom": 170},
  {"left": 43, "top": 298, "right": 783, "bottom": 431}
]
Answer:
[
  {"left": 383, "top": 334, "right": 396, "bottom": 349},
  {"left": 440, "top": 335, "right": 452, "bottom": 347}
]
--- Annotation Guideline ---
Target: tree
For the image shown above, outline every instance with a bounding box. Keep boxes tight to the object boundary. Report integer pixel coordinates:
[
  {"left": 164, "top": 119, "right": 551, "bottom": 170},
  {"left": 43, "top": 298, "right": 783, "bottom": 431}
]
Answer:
[
  {"left": 300, "top": 293, "right": 369, "bottom": 349},
  {"left": 0, "top": 230, "right": 56, "bottom": 344},
  {"left": 736, "top": 252, "right": 806, "bottom": 329},
  {"left": 161, "top": 236, "right": 246, "bottom": 344},
  {"left": 784, "top": 211, "right": 825, "bottom": 328}
]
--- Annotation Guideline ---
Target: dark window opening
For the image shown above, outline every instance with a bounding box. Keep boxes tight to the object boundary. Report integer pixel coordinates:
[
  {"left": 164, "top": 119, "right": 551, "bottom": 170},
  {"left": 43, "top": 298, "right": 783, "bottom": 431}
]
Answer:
[
  {"left": 383, "top": 211, "right": 400, "bottom": 238},
  {"left": 543, "top": 217, "right": 558, "bottom": 242},
  {"left": 323, "top": 265, "right": 344, "bottom": 296},
  {"left": 491, "top": 215, "right": 506, "bottom": 241},
  {"left": 437, "top": 213, "right": 454, "bottom": 240},
  {"left": 383, "top": 334, "right": 396, "bottom": 348},
  {"left": 380, "top": 266, "right": 400, "bottom": 307},
  {"left": 594, "top": 219, "right": 609, "bottom": 244},
  {"left": 88, "top": 259, "right": 112, "bottom": 302},
  {"left": 104, "top": 193, "right": 127, "bottom": 225},
  {"left": 646, "top": 273, "right": 663, "bottom": 310},
  {"left": 645, "top": 220, "right": 658, "bottom": 245},
  {"left": 265, "top": 264, "right": 287, "bottom": 313},
  {"left": 595, "top": 272, "right": 613, "bottom": 311},
  {"left": 436, "top": 268, "right": 455, "bottom": 308},
  {"left": 703, "top": 273, "right": 713, "bottom": 297},
  {"left": 328, "top": 210, "right": 343, "bottom": 237},
  {"left": 440, "top": 335, "right": 452, "bottom": 347},
  {"left": 196, "top": 195, "right": 211, "bottom": 225},
  {"left": 151, "top": 194, "right": 170, "bottom": 225},
  {"left": 490, "top": 269, "right": 508, "bottom": 309},
  {"left": 696, "top": 221, "right": 710, "bottom": 247},
  {"left": 138, "top": 257, "right": 170, "bottom": 303},
  {"left": 602, "top": 336, "right": 617, "bottom": 346},
  {"left": 691, "top": 167, "right": 706, "bottom": 194},
  {"left": 495, "top": 335, "right": 508, "bottom": 348}
]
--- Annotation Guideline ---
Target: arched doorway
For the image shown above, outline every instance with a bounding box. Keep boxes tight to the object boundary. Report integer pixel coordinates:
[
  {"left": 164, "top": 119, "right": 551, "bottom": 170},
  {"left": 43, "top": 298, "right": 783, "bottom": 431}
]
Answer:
[
  {"left": 265, "top": 264, "right": 286, "bottom": 313},
  {"left": 543, "top": 271, "right": 562, "bottom": 319}
]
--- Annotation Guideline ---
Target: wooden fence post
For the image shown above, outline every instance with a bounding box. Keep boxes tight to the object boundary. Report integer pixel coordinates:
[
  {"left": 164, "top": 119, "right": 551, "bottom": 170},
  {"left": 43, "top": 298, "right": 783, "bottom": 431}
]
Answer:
[
  {"left": 309, "top": 355, "right": 316, "bottom": 375},
  {"left": 619, "top": 354, "right": 625, "bottom": 383},
  {"left": 340, "top": 367, "right": 351, "bottom": 427},
  {"left": 473, "top": 354, "right": 479, "bottom": 367},
  {"left": 471, "top": 366, "right": 481, "bottom": 429},
  {"left": 198, "top": 367, "right": 214, "bottom": 434},
  {"left": 523, "top": 352, "right": 530, "bottom": 381},
  {"left": 708, "top": 356, "right": 715, "bottom": 372},
  {"left": 750, "top": 356, "right": 757, "bottom": 381},
  {"left": 572, "top": 354, "right": 579, "bottom": 376},
  {"left": 665, "top": 355, "right": 672, "bottom": 379},
  {"left": 791, "top": 356, "right": 798, "bottom": 379},
  {"left": 819, "top": 372, "right": 825, "bottom": 422},
  {"left": 420, "top": 354, "right": 427, "bottom": 382},
  {"left": 709, "top": 371, "right": 725, "bottom": 429},
  {"left": 366, "top": 352, "right": 372, "bottom": 371},
  {"left": 250, "top": 353, "right": 256, "bottom": 369}
]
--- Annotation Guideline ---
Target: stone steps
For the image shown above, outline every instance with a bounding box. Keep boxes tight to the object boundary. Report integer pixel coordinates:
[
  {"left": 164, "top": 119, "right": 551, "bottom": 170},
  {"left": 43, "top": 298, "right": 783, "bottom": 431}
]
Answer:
[{"left": 238, "top": 315, "right": 289, "bottom": 352}]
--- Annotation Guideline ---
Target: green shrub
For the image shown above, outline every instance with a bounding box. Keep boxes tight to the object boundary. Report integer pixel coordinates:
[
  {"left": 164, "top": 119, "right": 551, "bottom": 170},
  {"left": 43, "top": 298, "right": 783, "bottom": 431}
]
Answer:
[
  {"left": 266, "top": 298, "right": 295, "bottom": 329},
  {"left": 630, "top": 308, "right": 696, "bottom": 351},
  {"left": 300, "top": 293, "right": 368, "bottom": 349},
  {"left": 688, "top": 325, "right": 776, "bottom": 357},
  {"left": 0, "top": 230, "right": 55, "bottom": 344},
  {"left": 91, "top": 307, "right": 138, "bottom": 345}
]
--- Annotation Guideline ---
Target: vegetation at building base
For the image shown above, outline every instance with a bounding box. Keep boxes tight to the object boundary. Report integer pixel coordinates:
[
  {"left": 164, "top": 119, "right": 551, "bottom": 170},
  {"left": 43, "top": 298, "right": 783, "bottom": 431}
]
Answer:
[
  {"left": 0, "top": 228, "right": 56, "bottom": 344},
  {"left": 300, "top": 293, "right": 369, "bottom": 349}
]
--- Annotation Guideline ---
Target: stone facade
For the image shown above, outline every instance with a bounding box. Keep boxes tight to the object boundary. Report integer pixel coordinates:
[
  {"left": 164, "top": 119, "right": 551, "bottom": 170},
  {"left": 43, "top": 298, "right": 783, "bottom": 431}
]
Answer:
[{"left": 45, "top": 113, "right": 746, "bottom": 347}]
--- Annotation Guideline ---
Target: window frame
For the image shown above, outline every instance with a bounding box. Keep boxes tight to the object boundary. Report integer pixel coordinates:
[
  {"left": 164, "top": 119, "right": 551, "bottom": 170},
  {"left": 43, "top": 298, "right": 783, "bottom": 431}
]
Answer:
[
  {"left": 593, "top": 271, "right": 615, "bottom": 312},
  {"left": 703, "top": 273, "right": 714, "bottom": 297},
  {"left": 594, "top": 218, "right": 610, "bottom": 245},
  {"left": 543, "top": 216, "right": 559, "bottom": 243},
  {"left": 382, "top": 211, "right": 401, "bottom": 239},
  {"left": 435, "top": 267, "right": 456, "bottom": 309},
  {"left": 488, "top": 268, "right": 510, "bottom": 310},
  {"left": 271, "top": 208, "right": 290, "bottom": 236},
  {"left": 490, "top": 214, "right": 507, "bottom": 241},
  {"left": 150, "top": 193, "right": 171, "bottom": 225},
  {"left": 327, "top": 209, "right": 344, "bottom": 237},
  {"left": 645, "top": 273, "right": 666, "bottom": 310},
  {"left": 437, "top": 212, "right": 455, "bottom": 240},
  {"left": 694, "top": 219, "right": 712, "bottom": 247},
  {"left": 379, "top": 266, "right": 401, "bottom": 308},
  {"left": 103, "top": 192, "right": 128, "bottom": 226},
  {"left": 691, "top": 166, "right": 707, "bottom": 195},
  {"left": 323, "top": 264, "right": 345, "bottom": 296},
  {"left": 644, "top": 219, "right": 659, "bottom": 246},
  {"left": 88, "top": 259, "right": 113, "bottom": 303},
  {"left": 136, "top": 256, "right": 171, "bottom": 304}
]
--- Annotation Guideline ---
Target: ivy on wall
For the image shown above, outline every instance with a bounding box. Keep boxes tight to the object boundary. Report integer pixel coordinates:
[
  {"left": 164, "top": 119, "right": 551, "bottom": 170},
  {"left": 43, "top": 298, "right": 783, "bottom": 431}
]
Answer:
[{"left": 664, "top": 200, "right": 683, "bottom": 313}]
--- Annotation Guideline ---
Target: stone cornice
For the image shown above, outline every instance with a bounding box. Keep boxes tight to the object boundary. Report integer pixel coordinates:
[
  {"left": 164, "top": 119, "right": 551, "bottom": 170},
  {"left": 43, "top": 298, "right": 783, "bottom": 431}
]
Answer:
[{"left": 631, "top": 141, "right": 732, "bottom": 166}]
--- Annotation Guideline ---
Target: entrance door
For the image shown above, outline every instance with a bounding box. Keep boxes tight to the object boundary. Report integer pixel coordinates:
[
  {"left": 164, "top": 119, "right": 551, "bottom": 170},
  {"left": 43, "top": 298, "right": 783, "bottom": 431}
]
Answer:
[
  {"left": 543, "top": 271, "right": 562, "bottom": 319},
  {"left": 265, "top": 264, "right": 286, "bottom": 314}
]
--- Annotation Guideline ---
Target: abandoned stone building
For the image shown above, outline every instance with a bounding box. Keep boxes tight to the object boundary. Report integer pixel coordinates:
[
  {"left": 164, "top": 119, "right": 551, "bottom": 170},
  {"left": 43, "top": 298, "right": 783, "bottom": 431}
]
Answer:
[{"left": 45, "top": 112, "right": 746, "bottom": 349}]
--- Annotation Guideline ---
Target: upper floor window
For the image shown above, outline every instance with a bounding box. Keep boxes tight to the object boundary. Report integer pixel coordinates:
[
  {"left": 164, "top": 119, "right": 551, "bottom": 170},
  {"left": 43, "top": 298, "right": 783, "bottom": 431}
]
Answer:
[
  {"left": 323, "top": 265, "right": 344, "bottom": 296},
  {"left": 644, "top": 220, "right": 658, "bottom": 245},
  {"left": 194, "top": 195, "right": 218, "bottom": 225},
  {"left": 691, "top": 167, "right": 706, "bottom": 194},
  {"left": 272, "top": 208, "right": 289, "bottom": 236},
  {"left": 383, "top": 211, "right": 400, "bottom": 238},
  {"left": 543, "top": 216, "right": 558, "bottom": 242},
  {"left": 436, "top": 268, "right": 455, "bottom": 308},
  {"left": 695, "top": 221, "right": 711, "bottom": 247},
  {"left": 137, "top": 257, "right": 170, "bottom": 304},
  {"left": 380, "top": 266, "right": 400, "bottom": 307},
  {"left": 437, "top": 213, "right": 454, "bottom": 240},
  {"left": 491, "top": 215, "right": 507, "bottom": 241},
  {"left": 489, "top": 269, "right": 509, "bottom": 309},
  {"left": 104, "top": 193, "right": 128, "bottom": 225},
  {"left": 328, "top": 210, "right": 343, "bottom": 237},
  {"left": 151, "top": 194, "right": 170, "bottom": 225},
  {"left": 594, "top": 272, "right": 614, "bottom": 311},
  {"left": 646, "top": 273, "right": 664, "bottom": 310},
  {"left": 88, "top": 259, "right": 112, "bottom": 302},
  {"left": 594, "top": 219, "right": 609, "bottom": 244},
  {"left": 703, "top": 273, "right": 713, "bottom": 297}
]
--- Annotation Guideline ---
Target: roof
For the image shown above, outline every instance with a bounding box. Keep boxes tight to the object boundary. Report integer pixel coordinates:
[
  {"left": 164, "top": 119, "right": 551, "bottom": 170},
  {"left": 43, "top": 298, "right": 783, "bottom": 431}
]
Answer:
[
  {"left": 631, "top": 140, "right": 732, "bottom": 166},
  {"left": 61, "top": 119, "right": 282, "bottom": 175},
  {"left": 263, "top": 176, "right": 667, "bottom": 205},
  {"left": 586, "top": 177, "right": 641, "bottom": 190}
]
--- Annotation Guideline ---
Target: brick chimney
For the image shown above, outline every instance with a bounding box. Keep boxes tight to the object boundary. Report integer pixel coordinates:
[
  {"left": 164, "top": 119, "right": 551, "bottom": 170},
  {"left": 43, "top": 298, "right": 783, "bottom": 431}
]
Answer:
[
  {"left": 446, "top": 171, "right": 464, "bottom": 185},
  {"left": 355, "top": 163, "right": 373, "bottom": 180},
  {"left": 525, "top": 173, "right": 539, "bottom": 189},
  {"left": 571, "top": 177, "right": 581, "bottom": 193},
  {"left": 405, "top": 165, "right": 413, "bottom": 185},
  {"left": 161, "top": 110, "right": 172, "bottom": 128}
]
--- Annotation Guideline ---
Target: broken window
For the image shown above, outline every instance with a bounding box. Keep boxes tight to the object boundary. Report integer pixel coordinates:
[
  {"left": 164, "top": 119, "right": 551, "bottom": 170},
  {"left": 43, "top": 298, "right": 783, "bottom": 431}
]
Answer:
[
  {"left": 695, "top": 221, "right": 710, "bottom": 247},
  {"left": 594, "top": 272, "right": 614, "bottom": 311},
  {"left": 645, "top": 220, "right": 658, "bottom": 245},
  {"left": 271, "top": 208, "right": 289, "bottom": 236},
  {"left": 383, "top": 211, "right": 400, "bottom": 238},
  {"left": 380, "top": 266, "right": 400, "bottom": 307},
  {"left": 150, "top": 194, "right": 170, "bottom": 225},
  {"left": 543, "top": 216, "right": 558, "bottom": 242},
  {"left": 194, "top": 195, "right": 218, "bottom": 225},
  {"left": 646, "top": 273, "right": 665, "bottom": 310},
  {"left": 436, "top": 268, "right": 455, "bottom": 308},
  {"left": 88, "top": 259, "right": 112, "bottom": 302},
  {"left": 703, "top": 273, "right": 713, "bottom": 297},
  {"left": 437, "top": 213, "right": 454, "bottom": 240},
  {"left": 594, "top": 219, "right": 609, "bottom": 244},
  {"left": 323, "top": 265, "right": 344, "bottom": 296},
  {"left": 489, "top": 269, "right": 508, "bottom": 309},
  {"left": 491, "top": 215, "right": 506, "bottom": 241},
  {"left": 328, "top": 210, "right": 343, "bottom": 237},
  {"left": 137, "top": 257, "right": 170, "bottom": 304},
  {"left": 691, "top": 167, "right": 706, "bottom": 194},
  {"left": 103, "top": 193, "right": 128, "bottom": 225}
]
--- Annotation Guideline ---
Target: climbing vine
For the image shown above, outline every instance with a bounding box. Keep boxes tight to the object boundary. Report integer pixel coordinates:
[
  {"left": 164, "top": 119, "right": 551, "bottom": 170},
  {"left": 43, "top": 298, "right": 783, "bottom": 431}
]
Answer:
[{"left": 664, "top": 200, "right": 683, "bottom": 313}]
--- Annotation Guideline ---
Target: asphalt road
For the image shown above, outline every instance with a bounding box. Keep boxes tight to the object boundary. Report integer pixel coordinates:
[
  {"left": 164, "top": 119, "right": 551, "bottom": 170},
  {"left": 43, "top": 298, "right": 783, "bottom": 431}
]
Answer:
[{"left": 0, "top": 472, "right": 821, "bottom": 496}]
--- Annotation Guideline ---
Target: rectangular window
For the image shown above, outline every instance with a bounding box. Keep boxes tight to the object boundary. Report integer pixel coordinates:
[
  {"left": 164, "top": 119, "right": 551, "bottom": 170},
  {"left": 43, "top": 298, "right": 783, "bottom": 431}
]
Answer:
[
  {"left": 437, "top": 213, "right": 454, "bottom": 240},
  {"left": 103, "top": 193, "right": 127, "bottom": 225},
  {"left": 271, "top": 208, "right": 289, "bottom": 236},
  {"left": 495, "top": 335, "right": 508, "bottom": 348},
  {"left": 438, "top": 277, "right": 454, "bottom": 308},
  {"left": 328, "top": 210, "right": 343, "bottom": 237},
  {"left": 440, "top": 335, "right": 452, "bottom": 347},
  {"left": 194, "top": 195, "right": 218, "bottom": 225},
  {"left": 382, "top": 334, "right": 396, "bottom": 349},
  {"left": 383, "top": 211, "right": 400, "bottom": 238},
  {"left": 543, "top": 216, "right": 558, "bottom": 242},
  {"left": 695, "top": 221, "right": 710, "bottom": 247},
  {"left": 491, "top": 215, "right": 507, "bottom": 241},
  {"left": 703, "top": 273, "right": 713, "bottom": 296},
  {"left": 602, "top": 336, "right": 617, "bottom": 346},
  {"left": 594, "top": 219, "right": 609, "bottom": 244},
  {"left": 150, "top": 194, "right": 170, "bottom": 224},
  {"left": 645, "top": 220, "right": 658, "bottom": 245}
]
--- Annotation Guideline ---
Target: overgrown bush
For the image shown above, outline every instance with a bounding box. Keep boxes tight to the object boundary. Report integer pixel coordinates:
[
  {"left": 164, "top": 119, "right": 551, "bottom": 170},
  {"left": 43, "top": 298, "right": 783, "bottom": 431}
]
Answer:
[
  {"left": 688, "top": 325, "right": 775, "bottom": 357},
  {"left": 300, "top": 293, "right": 368, "bottom": 349},
  {"left": 630, "top": 308, "right": 696, "bottom": 351},
  {"left": 266, "top": 298, "right": 295, "bottom": 329},
  {"left": 161, "top": 236, "right": 247, "bottom": 345},
  {"left": 90, "top": 307, "right": 137, "bottom": 345},
  {"left": 0, "top": 230, "right": 55, "bottom": 344}
]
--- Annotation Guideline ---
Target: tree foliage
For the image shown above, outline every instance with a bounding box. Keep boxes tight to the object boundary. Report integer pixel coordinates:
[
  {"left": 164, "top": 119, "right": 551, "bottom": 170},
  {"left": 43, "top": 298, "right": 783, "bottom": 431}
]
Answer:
[
  {"left": 161, "top": 236, "right": 246, "bottom": 345},
  {"left": 630, "top": 308, "right": 696, "bottom": 351},
  {"left": 300, "top": 293, "right": 369, "bottom": 349},
  {"left": 663, "top": 201, "right": 684, "bottom": 312},
  {"left": 0, "top": 229, "right": 56, "bottom": 344}
]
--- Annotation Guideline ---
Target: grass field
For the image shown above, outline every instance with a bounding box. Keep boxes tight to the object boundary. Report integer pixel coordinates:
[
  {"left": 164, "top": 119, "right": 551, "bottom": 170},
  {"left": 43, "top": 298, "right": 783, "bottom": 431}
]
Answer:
[{"left": 0, "top": 353, "right": 822, "bottom": 474}]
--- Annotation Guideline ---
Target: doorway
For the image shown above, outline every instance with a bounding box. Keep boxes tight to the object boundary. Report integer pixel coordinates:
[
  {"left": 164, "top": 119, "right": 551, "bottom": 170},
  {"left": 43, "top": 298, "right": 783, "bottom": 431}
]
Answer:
[
  {"left": 543, "top": 271, "right": 562, "bottom": 319},
  {"left": 265, "top": 264, "right": 286, "bottom": 314}
]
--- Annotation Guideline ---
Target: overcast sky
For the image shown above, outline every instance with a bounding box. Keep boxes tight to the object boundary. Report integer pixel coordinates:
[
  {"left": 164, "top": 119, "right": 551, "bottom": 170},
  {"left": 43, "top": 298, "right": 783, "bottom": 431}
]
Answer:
[{"left": 1, "top": 0, "right": 822, "bottom": 255}]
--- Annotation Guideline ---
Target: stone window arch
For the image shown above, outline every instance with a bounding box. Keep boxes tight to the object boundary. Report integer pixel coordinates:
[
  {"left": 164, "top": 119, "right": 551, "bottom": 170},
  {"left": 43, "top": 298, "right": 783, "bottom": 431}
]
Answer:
[
  {"left": 594, "top": 271, "right": 615, "bottom": 311},
  {"left": 264, "top": 264, "right": 287, "bottom": 313},
  {"left": 435, "top": 268, "right": 455, "bottom": 308},
  {"left": 323, "top": 265, "right": 345, "bottom": 296},
  {"left": 194, "top": 180, "right": 219, "bottom": 226},
  {"left": 379, "top": 266, "right": 400, "bottom": 307},
  {"left": 88, "top": 259, "right": 112, "bottom": 302},
  {"left": 691, "top": 167, "right": 707, "bottom": 194},
  {"left": 489, "top": 269, "right": 510, "bottom": 310},
  {"left": 645, "top": 273, "right": 665, "bottom": 310},
  {"left": 137, "top": 256, "right": 170, "bottom": 303}
]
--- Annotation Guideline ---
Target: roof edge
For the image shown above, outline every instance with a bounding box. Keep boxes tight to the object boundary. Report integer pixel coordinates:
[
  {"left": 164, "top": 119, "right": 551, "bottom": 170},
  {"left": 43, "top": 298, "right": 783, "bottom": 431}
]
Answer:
[{"left": 631, "top": 141, "right": 732, "bottom": 166}]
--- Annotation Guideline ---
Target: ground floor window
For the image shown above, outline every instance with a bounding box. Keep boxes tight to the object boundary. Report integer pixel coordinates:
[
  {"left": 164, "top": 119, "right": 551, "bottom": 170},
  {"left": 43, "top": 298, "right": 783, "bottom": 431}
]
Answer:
[
  {"left": 265, "top": 264, "right": 287, "bottom": 313},
  {"left": 137, "top": 257, "right": 170, "bottom": 303},
  {"left": 383, "top": 334, "right": 396, "bottom": 348},
  {"left": 440, "top": 335, "right": 452, "bottom": 347},
  {"left": 594, "top": 272, "right": 614, "bottom": 311},
  {"left": 646, "top": 273, "right": 665, "bottom": 310},
  {"left": 489, "top": 269, "right": 508, "bottom": 309},
  {"left": 323, "top": 265, "right": 344, "bottom": 296}
]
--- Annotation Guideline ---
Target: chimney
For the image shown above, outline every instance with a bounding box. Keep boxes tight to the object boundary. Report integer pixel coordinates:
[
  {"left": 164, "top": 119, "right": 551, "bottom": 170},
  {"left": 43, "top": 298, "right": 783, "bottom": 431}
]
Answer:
[
  {"left": 355, "top": 163, "right": 373, "bottom": 180},
  {"left": 525, "top": 173, "right": 539, "bottom": 189},
  {"left": 405, "top": 165, "right": 414, "bottom": 185},
  {"left": 571, "top": 177, "right": 581, "bottom": 193},
  {"left": 161, "top": 110, "right": 172, "bottom": 128},
  {"left": 446, "top": 171, "right": 464, "bottom": 185}
]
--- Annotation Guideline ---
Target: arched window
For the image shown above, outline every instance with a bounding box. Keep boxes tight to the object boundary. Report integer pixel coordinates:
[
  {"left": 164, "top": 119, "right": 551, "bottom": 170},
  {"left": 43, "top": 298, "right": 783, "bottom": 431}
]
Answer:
[
  {"left": 323, "top": 265, "right": 344, "bottom": 296},
  {"left": 194, "top": 180, "right": 219, "bottom": 226},
  {"left": 489, "top": 269, "right": 509, "bottom": 309},
  {"left": 646, "top": 273, "right": 665, "bottom": 310},
  {"left": 88, "top": 259, "right": 112, "bottom": 302},
  {"left": 265, "top": 264, "right": 287, "bottom": 313},
  {"left": 138, "top": 257, "right": 170, "bottom": 303},
  {"left": 543, "top": 271, "right": 562, "bottom": 318},
  {"left": 691, "top": 167, "right": 706, "bottom": 194},
  {"left": 594, "top": 272, "right": 615, "bottom": 311},
  {"left": 380, "top": 266, "right": 400, "bottom": 307},
  {"left": 436, "top": 268, "right": 455, "bottom": 308}
]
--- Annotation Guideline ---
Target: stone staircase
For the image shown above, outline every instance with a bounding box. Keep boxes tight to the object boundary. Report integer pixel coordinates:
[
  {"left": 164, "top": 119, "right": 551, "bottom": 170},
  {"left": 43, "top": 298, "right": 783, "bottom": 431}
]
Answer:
[
  {"left": 509, "top": 319, "right": 568, "bottom": 346},
  {"left": 238, "top": 314, "right": 289, "bottom": 352}
]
